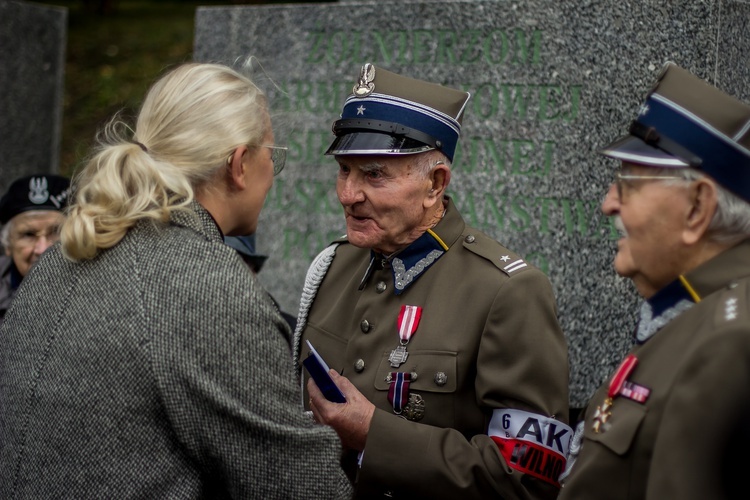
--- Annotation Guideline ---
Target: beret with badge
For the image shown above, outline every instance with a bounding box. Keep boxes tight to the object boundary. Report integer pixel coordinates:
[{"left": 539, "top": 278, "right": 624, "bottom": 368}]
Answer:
[
  {"left": 600, "top": 62, "right": 750, "bottom": 203},
  {"left": 0, "top": 174, "right": 71, "bottom": 224},
  {"left": 325, "top": 63, "right": 471, "bottom": 162}
]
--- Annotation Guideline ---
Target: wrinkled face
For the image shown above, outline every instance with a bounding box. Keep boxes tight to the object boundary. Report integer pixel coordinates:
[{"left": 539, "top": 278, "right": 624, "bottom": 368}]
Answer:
[
  {"left": 601, "top": 162, "right": 691, "bottom": 298},
  {"left": 6, "top": 210, "right": 65, "bottom": 277},
  {"left": 336, "top": 155, "right": 433, "bottom": 254}
]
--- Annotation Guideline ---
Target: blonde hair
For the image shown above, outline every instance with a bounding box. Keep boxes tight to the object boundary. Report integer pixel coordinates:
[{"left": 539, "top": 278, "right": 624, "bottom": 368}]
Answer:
[{"left": 61, "top": 63, "right": 268, "bottom": 261}]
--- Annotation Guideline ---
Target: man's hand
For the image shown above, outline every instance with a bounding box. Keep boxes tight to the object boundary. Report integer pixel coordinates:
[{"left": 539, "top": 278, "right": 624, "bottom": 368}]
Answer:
[{"left": 308, "top": 371, "right": 375, "bottom": 451}]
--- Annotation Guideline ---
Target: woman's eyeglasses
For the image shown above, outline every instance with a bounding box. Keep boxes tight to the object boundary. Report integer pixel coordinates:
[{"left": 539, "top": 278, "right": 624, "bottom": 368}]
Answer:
[
  {"left": 261, "top": 144, "right": 288, "bottom": 175},
  {"left": 227, "top": 145, "right": 288, "bottom": 176}
]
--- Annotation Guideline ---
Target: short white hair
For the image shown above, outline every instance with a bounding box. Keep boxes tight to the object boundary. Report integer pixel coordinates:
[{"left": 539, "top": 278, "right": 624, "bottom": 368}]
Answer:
[{"left": 665, "top": 168, "right": 750, "bottom": 245}]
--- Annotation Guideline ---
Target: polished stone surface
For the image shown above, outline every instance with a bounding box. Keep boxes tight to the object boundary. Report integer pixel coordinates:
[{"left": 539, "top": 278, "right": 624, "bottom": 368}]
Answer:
[{"left": 195, "top": 0, "right": 750, "bottom": 405}]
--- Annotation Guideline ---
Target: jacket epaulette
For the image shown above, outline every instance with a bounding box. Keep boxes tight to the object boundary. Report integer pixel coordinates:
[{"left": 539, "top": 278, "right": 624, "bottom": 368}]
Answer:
[
  {"left": 332, "top": 234, "right": 349, "bottom": 245},
  {"left": 714, "top": 281, "right": 749, "bottom": 326},
  {"left": 460, "top": 231, "right": 530, "bottom": 277}
]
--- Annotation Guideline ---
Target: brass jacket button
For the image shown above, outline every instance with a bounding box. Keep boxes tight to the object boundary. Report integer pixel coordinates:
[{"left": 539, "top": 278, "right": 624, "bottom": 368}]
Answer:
[
  {"left": 360, "top": 319, "right": 372, "bottom": 333},
  {"left": 434, "top": 372, "right": 448, "bottom": 386},
  {"left": 376, "top": 281, "right": 387, "bottom": 293},
  {"left": 464, "top": 235, "right": 475, "bottom": 243},
  {"left": 354, "top": 359, "right": 365, "bottom": 372}
]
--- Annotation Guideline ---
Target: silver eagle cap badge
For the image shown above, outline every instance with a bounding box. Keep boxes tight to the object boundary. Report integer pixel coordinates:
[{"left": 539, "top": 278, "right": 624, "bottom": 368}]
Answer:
[{"left": 353, "top": 63, "right": 375, "bottom": 97}]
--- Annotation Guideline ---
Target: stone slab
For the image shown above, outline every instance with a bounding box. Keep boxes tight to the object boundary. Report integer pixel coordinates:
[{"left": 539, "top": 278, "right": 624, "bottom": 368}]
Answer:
[
  {"left": 0, "top": 0, "right": 67, "bottom": 193},
  {"left": 195, "top": 0, "right": 750, "bottom": 406}
]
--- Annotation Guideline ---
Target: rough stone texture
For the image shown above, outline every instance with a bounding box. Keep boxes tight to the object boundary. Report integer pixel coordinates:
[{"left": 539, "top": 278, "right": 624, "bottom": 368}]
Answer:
[
  {"left": 0, "top": 0, "right": 67, "bottom": 193},
  {"left": 195, "top": 0, "right": 750, "bottom": 406}
]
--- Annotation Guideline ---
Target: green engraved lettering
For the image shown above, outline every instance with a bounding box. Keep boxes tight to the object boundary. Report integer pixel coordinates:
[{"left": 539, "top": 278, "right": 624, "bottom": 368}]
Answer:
[
  {"left": 483, "top": 29, "right": 509, "bottom": 64},
  {"left": 513, "top": 29, "right": 542, "bottom": 65},
  {"left": 282, "top": 228, "right": 301, "bottom": 259},
  {"left": 307, "top": 31, "right": 326, "bottom": 64},
  {"left": 565, "top": 85, "right": 581, "bottom": 122},
  {"left": 485, "top": 192, "right": 506, "bottom": 231},
  {"left": 460, "top": 30, "right": 482, "bottom": 63},
  {"left": 510, "top": 197, "right": 531, "bottom": 231},
  {"left": 538, "top": 85, "right": 563, "bottom": 120},
  {"left": 485, "top": 138, "right": 507, "bottom": 174},
  {"left": 539, "top": 85, "right": 582, "bottom": 122},
  {"left": 413, "top": 30, "right": 434, "bottom": 63},
  {"left": 473, "top": 83, "right": 500, "bottom": 119},
  {"left": 265, "top": 178, "right": 281, "bottom": 211},
  {"left": 600, "top": 213, "right": 620, "bottom": 240},
  {"left": 561, "top": 198, "right": 599, "bottom": 236},
  {"left": 538, "top": 197, "right": 557, "bottom": 235},
  {"left": 371, "top": 30, "right": 391, "bottom": 65},
  {"left": 394, "top": 31, "right": 408, "bottom": 65},
  {"left": 287, "top": 131, "right": 304, "bottom": 163},
  {"left": 501, "top": 84, "right": 532, "bottom": 120},
  {"left": 294, "top": 80, "right": 314, "bottom": 113},
  {"left": 436, "top": 30, "right": 459, "bottom": 64},
  {"left": 542, "top": 141, "right": 554, "bottom": 176}
]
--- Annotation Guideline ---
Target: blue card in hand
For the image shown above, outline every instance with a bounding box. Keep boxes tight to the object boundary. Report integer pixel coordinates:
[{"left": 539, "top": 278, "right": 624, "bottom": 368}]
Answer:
[{"left": 303, "top": 340, "right": 346, "bottom": 403}]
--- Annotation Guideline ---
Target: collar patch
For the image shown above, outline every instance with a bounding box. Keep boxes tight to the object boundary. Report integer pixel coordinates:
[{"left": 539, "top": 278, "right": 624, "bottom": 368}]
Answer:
[{"left": 389, "top": 231, "right": 448, "bottom": 295}]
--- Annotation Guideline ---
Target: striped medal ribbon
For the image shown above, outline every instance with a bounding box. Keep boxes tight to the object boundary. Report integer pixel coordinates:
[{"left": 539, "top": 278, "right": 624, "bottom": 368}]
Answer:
[{"left": 388, "top": 305, "right": 422, "bottom": 368}]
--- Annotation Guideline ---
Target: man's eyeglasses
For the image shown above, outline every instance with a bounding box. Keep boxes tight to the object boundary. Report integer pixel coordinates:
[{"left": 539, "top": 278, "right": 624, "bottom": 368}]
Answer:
[
  {"left": 261, "top": 144, "right": 288, "bottom": 176},
  {"left": 614, "top": 170, "right": 685, "bottom": 200}
]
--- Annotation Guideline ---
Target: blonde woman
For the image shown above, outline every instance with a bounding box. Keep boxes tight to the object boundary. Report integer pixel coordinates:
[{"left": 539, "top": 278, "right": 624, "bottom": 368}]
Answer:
[{"left": 0, "top": 63, "right": 351, "bottom": 499}]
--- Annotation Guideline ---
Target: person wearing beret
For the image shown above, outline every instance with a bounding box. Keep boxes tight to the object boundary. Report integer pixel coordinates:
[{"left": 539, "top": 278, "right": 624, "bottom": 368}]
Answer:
[
  {"left": 0, "top": 63, "right": 351, "bottom": 498},
  {"left": 0, "top": 174, "right": 69, "bottom": 323},
  {"left": 297, "top": 63, "right": 571, "bottom": 499},
  {"left": 559, "top": 63, "right": 750, "bottom": 499},
  {"left": 224, "top": 233, "right": 297, "bottom": 331}
]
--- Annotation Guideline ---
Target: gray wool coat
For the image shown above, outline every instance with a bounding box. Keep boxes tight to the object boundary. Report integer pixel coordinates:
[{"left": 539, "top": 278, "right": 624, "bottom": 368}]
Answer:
[{"left": 0, "top": 202, "right": 351, "bottom": 499}]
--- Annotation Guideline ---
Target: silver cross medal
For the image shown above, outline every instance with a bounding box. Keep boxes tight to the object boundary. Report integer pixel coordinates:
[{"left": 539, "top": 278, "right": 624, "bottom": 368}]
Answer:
[{"left": 389, "top": 343, "right": 409, "bottom": 368}]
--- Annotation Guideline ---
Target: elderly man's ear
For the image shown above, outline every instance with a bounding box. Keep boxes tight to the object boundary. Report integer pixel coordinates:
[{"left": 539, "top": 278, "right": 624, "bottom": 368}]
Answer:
[
  {"left": 425, "top": 162, "right": 451, "bottom": 208},
  {"left": 682, "top": 178, "right": 719, "bottom": 246}
]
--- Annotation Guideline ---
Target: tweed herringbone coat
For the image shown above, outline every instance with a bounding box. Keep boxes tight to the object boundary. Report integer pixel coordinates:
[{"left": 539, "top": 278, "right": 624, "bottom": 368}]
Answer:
[{"left": 0, "top": 202, "right": 351, "bottom": 499}]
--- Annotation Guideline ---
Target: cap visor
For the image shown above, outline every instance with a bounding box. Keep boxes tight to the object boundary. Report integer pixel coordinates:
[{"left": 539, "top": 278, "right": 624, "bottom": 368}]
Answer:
[
  {"left": 599, "top": 135, "right": 689, "bottom": 167},
  {"left": 325, "top": 132, "right": 433, "bottom": 156}
]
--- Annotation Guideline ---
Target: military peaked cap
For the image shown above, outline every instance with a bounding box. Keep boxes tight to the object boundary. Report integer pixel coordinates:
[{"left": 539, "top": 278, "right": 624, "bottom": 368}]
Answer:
[
  {"left": 600, "top": 62, "right": 750, "bottom": 202},
  {"left": 325, "top": 63, "right": 471, "bottom": 162}
]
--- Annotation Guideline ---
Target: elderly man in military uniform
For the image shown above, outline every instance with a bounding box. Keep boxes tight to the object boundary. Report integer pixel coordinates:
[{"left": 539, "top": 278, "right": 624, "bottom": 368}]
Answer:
[
  {"left": 0, "top": 174, "right": 69, "bottom": 324},
  {"left": 295, "top": 63, "right": 571, "bottom": 499},
  {"left": 559, "top": 63, "right": 750, "bottom": 499}
]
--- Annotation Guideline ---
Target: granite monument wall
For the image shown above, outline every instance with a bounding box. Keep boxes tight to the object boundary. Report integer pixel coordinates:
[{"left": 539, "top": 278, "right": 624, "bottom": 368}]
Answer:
[{"left": 195, "top": 0, "right": 750, "bottom": 406}]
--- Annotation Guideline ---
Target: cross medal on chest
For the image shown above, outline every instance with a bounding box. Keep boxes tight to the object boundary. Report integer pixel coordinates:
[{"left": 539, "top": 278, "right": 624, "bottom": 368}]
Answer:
[
  {"left": 592, "top": 354, "right": 638, "bottom": 433},
  {"left": 389, "top": 305, "right": 423, "bottom": 368}
]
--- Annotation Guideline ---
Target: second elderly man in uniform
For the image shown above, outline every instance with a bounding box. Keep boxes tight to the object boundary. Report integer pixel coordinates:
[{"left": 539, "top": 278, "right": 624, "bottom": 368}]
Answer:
[
  {"left": 296, "top": 64, "right": 571, "bottom": 499},
  {"left": 560, "top": 63, "right": 750, "bottom": 499}
]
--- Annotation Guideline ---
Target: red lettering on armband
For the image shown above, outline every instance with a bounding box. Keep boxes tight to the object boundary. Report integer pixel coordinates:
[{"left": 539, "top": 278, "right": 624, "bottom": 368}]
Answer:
[
  {"left": 487, "top": 409, "right": 572, "bottom": 487},
  {"left": 491, "top": 436, "right": 566, "bottom": 487}
]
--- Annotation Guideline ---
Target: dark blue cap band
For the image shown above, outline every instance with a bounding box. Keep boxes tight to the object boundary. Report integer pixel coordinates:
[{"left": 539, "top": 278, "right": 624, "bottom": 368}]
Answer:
[
  {"left": 636, "top": 94, "right": 750, "bottom": 201},
  {"left": 338, "top": 93, "right": 461, "bottom": 161}
]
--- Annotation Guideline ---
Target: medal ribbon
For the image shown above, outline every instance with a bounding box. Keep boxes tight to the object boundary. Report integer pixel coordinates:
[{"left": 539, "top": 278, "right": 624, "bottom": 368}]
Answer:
[
  {"left": 387, "top": 372, "right": 411, "bottom": 413},
  {"left": 608, "top": 354, "right": 638, "bottom": 399},
  {"left": 397, "top": 305, "right": 422, "bottom": 344}
]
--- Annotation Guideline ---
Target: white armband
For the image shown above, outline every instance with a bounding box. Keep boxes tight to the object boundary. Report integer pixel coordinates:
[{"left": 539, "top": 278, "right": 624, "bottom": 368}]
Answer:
[{"left": 488, "top": 408, "right": 572, "bottom": 487}]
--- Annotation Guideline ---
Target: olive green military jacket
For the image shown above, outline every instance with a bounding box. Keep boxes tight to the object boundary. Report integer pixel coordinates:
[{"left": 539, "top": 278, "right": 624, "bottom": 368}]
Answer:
[
  {"left": 560, "top": 239, "right": 750, "bottom": 499},
  {"left": 296, "top": 198, "right": 570, "bottom": 499}
]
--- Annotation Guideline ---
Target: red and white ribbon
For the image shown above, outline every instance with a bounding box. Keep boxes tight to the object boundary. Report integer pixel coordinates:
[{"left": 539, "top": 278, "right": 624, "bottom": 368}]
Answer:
[{"left": 397, "top": 305, "right": 422, "bottom": 343}]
